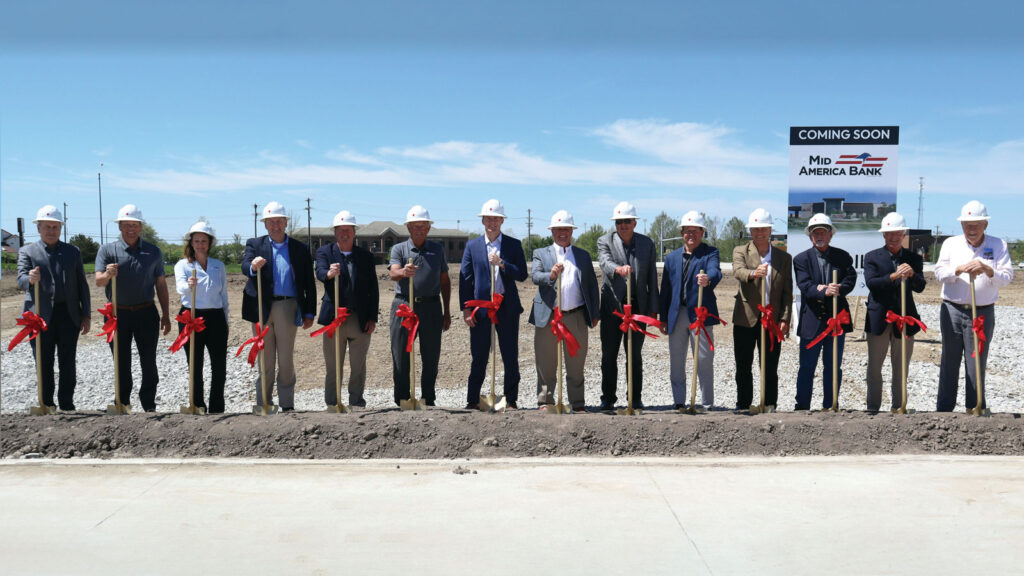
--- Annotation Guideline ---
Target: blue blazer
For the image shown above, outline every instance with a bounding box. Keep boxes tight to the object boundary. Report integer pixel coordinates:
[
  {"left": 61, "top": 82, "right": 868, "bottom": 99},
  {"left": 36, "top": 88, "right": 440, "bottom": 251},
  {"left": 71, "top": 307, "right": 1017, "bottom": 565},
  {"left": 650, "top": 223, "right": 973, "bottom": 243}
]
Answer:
[
  {"left": 863, "top": 246, "right": 925, "bottom": 336},
  {"left": 659, "top": 243, "right": 723, "bottom": 334},
  {"left": 793, "top": 246, "right": 857, "bottom": 340},
  {"left": 458, "top": 234, "right": 528, "bottom": 315},
  {"left": 241, "top": 235, "right": 317, "bottom": 325}
]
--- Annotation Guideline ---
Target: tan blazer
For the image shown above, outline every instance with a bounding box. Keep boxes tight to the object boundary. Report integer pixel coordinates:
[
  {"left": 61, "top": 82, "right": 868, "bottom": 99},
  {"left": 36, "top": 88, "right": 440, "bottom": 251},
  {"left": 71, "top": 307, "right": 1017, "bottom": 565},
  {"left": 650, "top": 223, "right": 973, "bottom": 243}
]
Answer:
[{"left": 732, "top": 242, "right": 793, "bottom": 328}]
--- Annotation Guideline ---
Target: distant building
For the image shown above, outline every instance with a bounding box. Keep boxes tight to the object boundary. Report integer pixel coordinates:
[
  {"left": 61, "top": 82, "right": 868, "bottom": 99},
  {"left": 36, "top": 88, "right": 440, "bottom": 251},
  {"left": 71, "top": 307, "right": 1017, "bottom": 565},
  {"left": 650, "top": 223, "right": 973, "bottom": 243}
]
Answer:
[{"left": 292, "top": 221, "right": 471, "bottom": 264}]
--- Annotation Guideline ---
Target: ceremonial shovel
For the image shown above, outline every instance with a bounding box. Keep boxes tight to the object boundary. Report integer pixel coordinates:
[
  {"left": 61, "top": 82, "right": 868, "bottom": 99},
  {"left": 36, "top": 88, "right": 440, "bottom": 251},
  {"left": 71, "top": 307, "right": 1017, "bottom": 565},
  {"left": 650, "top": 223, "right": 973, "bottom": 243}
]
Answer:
[
  {"left": 828, "top": 270, "right": 840, "bottom": 413},
  {"left": 893, "top": 278, "right": 913, "bottom": 414},
  {"left": 105, "top": 276, "right": 130, "bottom": 415},
  {"left": 549, "top": 273, "right": 570, "bottom": 415},
  {"left": 479, "top": 263, "right": 506, "bottom": 412},
  {"left": 29, "top": 279, "right": 56, "bottom": 415},
  {"left": 180, "top": 269, "right": 206, "bottom": 415},
  {"left": 252, "top": 269, "right": 278, "bottom": 415},
  {"left": 969, "top": 275, "right": 991, "bottom": 417},
  {"left": 750, "top": 270, "right": 775, "bottom": 414},
  {"left": 326, "top": 268, "right": 351, "bottom": 414},
  {"left": 682, "top": 270, "right": 706, "bottom": 415},
  {"left": 618, "top": 270, "right": 640, "bottom": 416},
  {"left": 400, "top": 258, "right": 427, "bottom": 411}
]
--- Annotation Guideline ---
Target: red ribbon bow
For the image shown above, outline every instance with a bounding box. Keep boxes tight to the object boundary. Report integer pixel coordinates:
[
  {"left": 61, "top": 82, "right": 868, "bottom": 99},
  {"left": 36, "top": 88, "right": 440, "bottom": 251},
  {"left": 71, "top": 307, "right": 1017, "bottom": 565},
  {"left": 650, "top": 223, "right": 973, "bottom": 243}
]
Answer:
[
  {"left": 311, "top": 307, "right": 350, "bottom": 339},
  {"left": 757, "top": 304, "right": 786, "bottom": 351},
  {"left": 689, "top": 306, "right": 727, "bottom": 351},
  {"left": 170, "top": 310, "right": 206, "bottom": 353},
  {"left": 395, "top": 303, "right": 420, "bottom": 353},
  {"left": 614, "top": 304, "right": 665, "bottom": 338},
  {"left": 549, "top": 307, "right": 581, "bottom": 357},
  {"left": 884, "top": 310, "right": 928, "bottom": 340},
  {"left": 971, "top": 316, "right": 987, "bottom": 358},
  {"left": 96, "top": 302, "right": 118, "bottom": 343},
  {"left": 8, "top": 310, "right": 47, "bottom": 351},
  {"left": 465, "top": 293, "right": 504, "bottom": 324},
  {"left": 236, "top": 322, "right": 270, "bottom": 367},
  {"left": 806, "top": 309, "right": 852, "bottom": 349}
]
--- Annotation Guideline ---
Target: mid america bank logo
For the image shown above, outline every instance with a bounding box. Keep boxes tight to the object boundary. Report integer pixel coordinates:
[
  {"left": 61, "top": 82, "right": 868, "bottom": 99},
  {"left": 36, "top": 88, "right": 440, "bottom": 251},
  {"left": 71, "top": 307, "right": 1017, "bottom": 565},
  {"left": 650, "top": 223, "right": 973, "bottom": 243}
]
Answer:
[{"left": 798, "top": 152, "right": 888, "bottom": 176}]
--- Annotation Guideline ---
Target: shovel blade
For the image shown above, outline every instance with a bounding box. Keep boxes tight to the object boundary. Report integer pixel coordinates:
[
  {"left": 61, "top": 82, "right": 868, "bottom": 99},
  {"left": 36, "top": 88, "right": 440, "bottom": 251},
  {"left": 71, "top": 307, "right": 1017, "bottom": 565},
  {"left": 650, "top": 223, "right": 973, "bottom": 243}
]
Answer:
[
  {"left": 971, "top": 407, "right": 992, "bottom": 417},
  {"left": 252, "top": 405, "right": 278, "bottom": 416},
  {"left": 179, "top": 405, "right": 206, "bottom": 415},
  {"left": 326, "top": 404, "right": 351, "bottom": 414},
  {"left": 106, "top": 404, "right": 131, "bottom": 415},
  {"left": 616, "top": 407, "right": 639, "bottom": 416},
  {"left": 482, "top": 395, "right": 507, "bottom": 413},
  {"left": 681, "top": 404, "right": 705, "bottom": 415},
  {"left": 400, "top": 398, "right": 426, "bottom": 411},
  {"left": 29, "top": 405, "right": 56, "bottom": 416},
  {"left": 554, "top": 403, "right": 571, "bottom": 414}
]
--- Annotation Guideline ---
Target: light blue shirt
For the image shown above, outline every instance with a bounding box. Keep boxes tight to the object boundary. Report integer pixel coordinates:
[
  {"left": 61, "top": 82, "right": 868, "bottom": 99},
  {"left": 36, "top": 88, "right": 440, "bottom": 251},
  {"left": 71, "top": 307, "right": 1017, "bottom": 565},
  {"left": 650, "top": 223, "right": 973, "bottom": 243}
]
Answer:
[
  {"left": 175, "top": 258, "right": 230, "bottom": 322},
  {"left": 271, "top": 238, "right": 297, "bottom": 298}
]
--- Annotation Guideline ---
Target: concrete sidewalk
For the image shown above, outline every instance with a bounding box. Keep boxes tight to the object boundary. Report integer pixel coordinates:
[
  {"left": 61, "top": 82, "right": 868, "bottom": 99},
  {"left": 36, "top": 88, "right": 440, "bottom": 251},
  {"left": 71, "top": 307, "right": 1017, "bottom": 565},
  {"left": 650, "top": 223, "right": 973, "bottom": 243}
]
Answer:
[{"left": 2, "top": 456, "right": 1022, "bottom": 575}]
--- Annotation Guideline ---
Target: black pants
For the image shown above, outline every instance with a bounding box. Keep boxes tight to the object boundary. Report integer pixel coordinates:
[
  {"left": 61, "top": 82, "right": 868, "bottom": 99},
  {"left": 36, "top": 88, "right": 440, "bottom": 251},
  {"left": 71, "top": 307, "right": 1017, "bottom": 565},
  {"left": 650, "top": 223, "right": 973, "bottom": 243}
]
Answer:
[
  {"left": 733, "top": 323, "right": 781, "bottom": 409},
  {"left": 600, "top": 306, "right": 646, "bottom": 406},
  {"left": 31, "top": 305, "right": 80, "bottom": 410},
  {"left": 391, "top": 298, "right": 442, "bottom": 405},
  {"left": 178, "top": 307, "right": 228, "bottom": 413},
  {"left": 108, "top": 304, "right": 160, "bottom": 411}
]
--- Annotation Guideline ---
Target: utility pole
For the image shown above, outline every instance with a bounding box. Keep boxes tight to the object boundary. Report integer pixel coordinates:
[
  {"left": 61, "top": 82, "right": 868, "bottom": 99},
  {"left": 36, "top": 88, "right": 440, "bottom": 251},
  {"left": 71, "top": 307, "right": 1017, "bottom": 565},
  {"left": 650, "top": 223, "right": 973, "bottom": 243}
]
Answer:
[
  {"left": 917, "top": 177, "right": 924, "bottom": 229},
  {"left": 305, "top": 198, "right": 312, "bottom": 254},
  {"left": 253, "top": 204, "right": 258, "bottom": 237},
  {"left": 63, "top": 203, "right": 68, "bottom": 243},
  {"left": 98, "top": 164, "right": 104, "bottom": 244},
  {"left": 526, "top": 209, "right": 532, "bottom": 257}
]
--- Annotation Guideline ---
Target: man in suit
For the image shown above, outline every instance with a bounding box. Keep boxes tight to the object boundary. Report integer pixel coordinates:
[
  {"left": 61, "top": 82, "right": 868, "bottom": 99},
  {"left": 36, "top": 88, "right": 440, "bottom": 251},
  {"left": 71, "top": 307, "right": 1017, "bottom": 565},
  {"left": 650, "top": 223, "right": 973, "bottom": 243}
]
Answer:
[
  {"left": 731, "top": 208, "right": 792, "bottom": 411},
  {"left": 597, "top": 201, "right": 659, "bottom": 411},
  {"left": 16, "top": 205, "right": 91, "bottom": 411},
  {"left": 794, "top": 213, "right": 857, "bottom": 410},
  {"left": 530, "top": 210, "right": 600, "bottom": 412},
  {"left": 659, "top": 211, "right": 723, "bottom": 409},
  {"left": 864, "top": 212, "right": 926, "bottom": 412},
  {"left": 459, "top": 199, "right": 528, "bottom": 410},
  {"left": 315, "top": 210, "right": 378, "bottom": 409},
  {"left": 242, "top": 201, "right": 317, "bottom": 411}
]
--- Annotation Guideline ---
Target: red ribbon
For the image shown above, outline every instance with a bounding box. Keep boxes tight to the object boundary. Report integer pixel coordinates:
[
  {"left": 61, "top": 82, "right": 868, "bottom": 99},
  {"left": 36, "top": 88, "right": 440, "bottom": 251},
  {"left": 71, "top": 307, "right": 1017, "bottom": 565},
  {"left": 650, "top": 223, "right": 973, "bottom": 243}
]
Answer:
[
  {"left": 549, "top": 307, "right": 581, "bottom": 357},
  {"left": 96, "top": 302, "right": 118, "bottom": 343},
  {"left": 757, "top": 304, "right": 786, "bottom": 351},
  {"left": 689, "top": 306, "right": 727, "bottom": 351},
  {"left": 805, "top": 309, "right": 851, "bottom": 349},
  {"left": 614, "top": 304, "right": 665, "bottom": 338},
  {"left": 395, "top": 303, "right": 420, "bottom": 353},
  {"left": 465, "top": 294, "right": 504, "bottom": 324},
  {"left": 311, "top": 307, "right": 350, "bottom": 339},
  {"left": 170, "top": 310, "right": 206, "bottom": 354},
  {"left": 236, "top": 322, "right": 270, "bottom": 367},
  {"left": 884, "top": 310, "right": 928, "bottom": 340},
  {"left": 8, "top": 311, "right": 47, "bottom": 351},
  {"left": 971, "top": 316, "right": 987, "bottom": 358}
]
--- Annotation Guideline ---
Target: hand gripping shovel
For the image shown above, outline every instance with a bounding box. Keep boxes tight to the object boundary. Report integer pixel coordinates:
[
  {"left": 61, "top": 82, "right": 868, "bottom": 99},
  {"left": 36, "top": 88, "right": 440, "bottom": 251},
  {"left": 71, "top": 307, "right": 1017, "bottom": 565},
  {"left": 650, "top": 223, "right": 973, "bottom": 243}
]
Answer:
[
  {"left": 180, "top": 268, "right": 206, "bottom": 415},
  {"left": 682, "top": 270, "right": 707, "bottom": 415},
  {"left": 29, "top": 280, "right": 56, "bottom": 415},
  {"left": 969, "top": 275, "right": 991, "bottom": 417},
  {"left": 479, "top": 263, "right": 507, "bottom": 412},
  {"left": 893, "top": 278, "right": 914, "bottom": 414},
  {"left": 549, "top": 273, "right": 570, "bottom": 415},
  {"left": 828, "top": 270, "right": 840, "bottom": 413},
  {"left": 252, "top": 269, "right": 278, "bottom": 415},
  {"left": 106, "top": 276, "right": 131, "bottom": 415},
  {"left": 618, "top": 270, "right": 640, "bottom": 416},
  {"left": 750, "top": 270, "right": 775, "bottom": 414},
  {"left": 326, "top": 269, "right": 351, "bottom": 414},
  {"left": 401, "top": 258, "right": 427, "bottom": 411}
]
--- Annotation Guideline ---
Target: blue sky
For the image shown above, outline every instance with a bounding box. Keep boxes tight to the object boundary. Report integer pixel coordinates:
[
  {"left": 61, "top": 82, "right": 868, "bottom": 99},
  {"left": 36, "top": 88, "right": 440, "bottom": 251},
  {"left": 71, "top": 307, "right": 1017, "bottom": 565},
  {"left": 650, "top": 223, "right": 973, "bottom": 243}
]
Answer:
[{"left": 2, "top": 0, "right": 1023, "bottom": 246}]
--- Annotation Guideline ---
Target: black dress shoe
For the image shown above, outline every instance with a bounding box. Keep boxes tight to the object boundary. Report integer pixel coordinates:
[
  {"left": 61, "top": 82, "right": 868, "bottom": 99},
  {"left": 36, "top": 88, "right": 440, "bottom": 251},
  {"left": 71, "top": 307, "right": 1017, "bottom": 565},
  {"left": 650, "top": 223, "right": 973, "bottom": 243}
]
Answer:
[
  {"left": 281, "top": 407, "right": 294, "bottom": 412},
  {"left": 425, "top": 400, "right": 435, "bottom": 407},
  {"left": 506, "top": 401, "right": 518, "bottom": 410},
  {"left": 465, "top": 402, "right": 480, "bottom": 410},
  {"left": 599, "top": 402, "right": 615, "bottom": 412}
]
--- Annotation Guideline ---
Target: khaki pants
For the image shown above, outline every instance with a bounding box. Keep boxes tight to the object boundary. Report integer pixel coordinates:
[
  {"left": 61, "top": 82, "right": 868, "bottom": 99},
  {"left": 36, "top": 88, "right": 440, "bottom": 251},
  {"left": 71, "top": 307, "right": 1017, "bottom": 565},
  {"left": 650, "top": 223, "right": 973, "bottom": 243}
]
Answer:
[
  {"left": 321, "top": 318, "right": 372, "bottom": 407},
  {"left": 535, "top": 308, "right": 590, "bottom": 408},
  {"left": 254, "top": 299, "right": 298, "bottom": 409},
  {"left": 866, "top": 324, "right": 915, "bottom": 412}
]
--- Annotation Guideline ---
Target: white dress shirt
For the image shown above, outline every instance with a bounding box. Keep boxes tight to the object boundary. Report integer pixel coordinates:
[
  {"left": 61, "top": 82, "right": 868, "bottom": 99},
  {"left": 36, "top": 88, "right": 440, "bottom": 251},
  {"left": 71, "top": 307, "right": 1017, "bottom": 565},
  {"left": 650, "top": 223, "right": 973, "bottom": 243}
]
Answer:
[
  {"left": 556, "top": 244, "right": 583, "bottom": 310},
  {"left": 933, "top": 234, "right": 1013, "bottom": 306},
  {"left": 760, "top": 246, "right": 773, "bottom": 295},
  {"left": 175, "top": 257, "right": 230, "bottom": 321},
  {"left": 486, "top": 235, "right": 504, "bottom": 295}
]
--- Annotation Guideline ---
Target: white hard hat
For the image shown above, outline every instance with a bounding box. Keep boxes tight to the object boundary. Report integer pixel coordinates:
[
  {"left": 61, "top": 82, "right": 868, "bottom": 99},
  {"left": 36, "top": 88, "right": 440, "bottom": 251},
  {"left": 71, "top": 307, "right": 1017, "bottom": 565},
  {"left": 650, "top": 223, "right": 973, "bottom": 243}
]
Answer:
[
  {"left": 746, "top": 208, "right": 773, "bottom": 229},
  {"left": 805, "top": 213, "right": 835, "bottom": 235},
  {"left": 404, "top": 205, "right": 433, "bottom": 224},
  {"left": 878, "top": 212, "right": 909, "bottom": 233},
  {"left": 477, "top": 199, "right": 507, "bottom": 218},
  {"left": 956, "top": 200, "right": 990, "bottom": 222},
  {"left": 187, "top": 221, "right": 216, "bottom": 239},
  {"left": 610, "top": 201, "right": 638, "bottom": 221},
  {"left": 260, "top": 201, "right": 288, "bottom": 221},
  {"left": 332, "top": 210, "right": 357, "bottom": 228},
  {"left": 33, "top": 205, "right": 63, "bottom": 224},
  {"left": 547, "top": 210, "right": 578, "bottom": 230},
  {"left": 679, "top": 210, "right": 707, "bottom": 230},
  {"left": 114, "top": 204, "right": 144, "bottom": 223}
]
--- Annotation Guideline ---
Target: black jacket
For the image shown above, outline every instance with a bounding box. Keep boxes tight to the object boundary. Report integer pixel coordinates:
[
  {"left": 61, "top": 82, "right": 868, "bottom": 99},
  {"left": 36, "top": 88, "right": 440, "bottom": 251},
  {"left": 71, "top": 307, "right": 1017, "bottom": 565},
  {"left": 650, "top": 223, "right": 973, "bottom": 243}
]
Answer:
[
  {"left": 241, "top": 235, "right": 317, "bottom": 324},
  {"left": 314, "top": 243, "right": 379, "bottom": 331},
  {"left": 863, "top": 246, "right": 926, "bottom": 336}
]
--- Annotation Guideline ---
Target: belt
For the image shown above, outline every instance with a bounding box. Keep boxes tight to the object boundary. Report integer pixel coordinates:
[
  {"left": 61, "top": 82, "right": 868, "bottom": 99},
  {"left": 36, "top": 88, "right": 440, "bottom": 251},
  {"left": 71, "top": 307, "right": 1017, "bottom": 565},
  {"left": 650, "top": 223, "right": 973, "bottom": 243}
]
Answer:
[
  {"left": 943, "top": 299, "right": 993, "bottom": 311},
  {"left": 396, "top": 294, "right": 440, "bottom": 303},
  {"left": 272, "top": 295, "right": 295, "bottom": 301},
  {"left": 561, "top": 306, "right": 583, "bottom": 314},
  {"left": 117, "top": 302, "right": 154, "bottom": 311}
]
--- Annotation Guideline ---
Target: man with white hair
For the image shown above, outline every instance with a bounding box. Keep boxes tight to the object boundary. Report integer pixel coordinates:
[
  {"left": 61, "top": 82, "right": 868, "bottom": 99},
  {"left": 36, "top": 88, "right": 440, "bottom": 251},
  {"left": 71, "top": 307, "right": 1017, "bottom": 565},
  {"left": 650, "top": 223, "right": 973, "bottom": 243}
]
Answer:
[
  {"left": 598, "top": 201, "right": 659, "bottom": 411},
  {"left": 389, "top": 205, "right": 452, "bottom": 407},
  {"left": 459, "top": 199, "right": 528, "bottom": 410},
  {"left": 864, "top": 212, "right": 926, "bottom": 412},
  {"left": 17, "top": 205, "right": 91, "bottom": 411},
  {"left": 95, "top": 204, "right": 171, "bottom": 412},
  {"left": 933, "top": 200, "right": 1014, "bottom": 412}
]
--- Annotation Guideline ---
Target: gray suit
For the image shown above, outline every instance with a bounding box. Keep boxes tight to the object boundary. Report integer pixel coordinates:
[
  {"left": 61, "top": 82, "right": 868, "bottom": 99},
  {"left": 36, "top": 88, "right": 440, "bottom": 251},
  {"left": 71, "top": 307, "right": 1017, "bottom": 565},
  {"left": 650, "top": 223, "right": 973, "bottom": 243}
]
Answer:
[{"left": 17, "top": 240, "right": 91, "bottom": 409}]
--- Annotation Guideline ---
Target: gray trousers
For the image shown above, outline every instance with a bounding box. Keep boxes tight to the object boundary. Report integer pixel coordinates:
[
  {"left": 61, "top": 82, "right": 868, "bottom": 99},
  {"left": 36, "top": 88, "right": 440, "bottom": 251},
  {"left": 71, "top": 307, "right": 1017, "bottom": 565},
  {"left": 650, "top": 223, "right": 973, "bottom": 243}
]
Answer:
[
  {"left": 535, "top": 309, "right": 590, "bottom": 409},
  {"left": 669, "top": 322, "right": 715, "bottom": 407},
  {"left": 254, "top": 298, "right": 298, "bottom": 409},
  {"left": 865, "top": 325, "right": 915, "bottom": 411},
  {"left": 322, "top": 317, "right": 372, "bottom": 407},
  {"left": 938, "top": 301, "right": 994, "bottom": 412},
  {"left": 390, "top": 298, "right": 442, "bottom": 404}
]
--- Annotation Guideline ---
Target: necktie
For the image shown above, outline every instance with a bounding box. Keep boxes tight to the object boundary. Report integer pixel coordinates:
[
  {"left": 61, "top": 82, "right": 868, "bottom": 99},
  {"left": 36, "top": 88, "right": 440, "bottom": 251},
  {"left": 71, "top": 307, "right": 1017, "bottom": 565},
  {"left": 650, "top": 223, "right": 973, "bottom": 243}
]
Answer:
[{"left": 339, "top": 253, "right": 353, "bottom": 304}]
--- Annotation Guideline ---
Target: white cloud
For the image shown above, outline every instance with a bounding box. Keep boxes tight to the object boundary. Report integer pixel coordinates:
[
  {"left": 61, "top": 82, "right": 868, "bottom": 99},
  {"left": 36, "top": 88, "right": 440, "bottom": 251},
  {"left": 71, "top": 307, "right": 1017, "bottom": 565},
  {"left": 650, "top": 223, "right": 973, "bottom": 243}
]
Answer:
[{"left": 593, "top": 119, "right": 783, "bottom": 168}]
